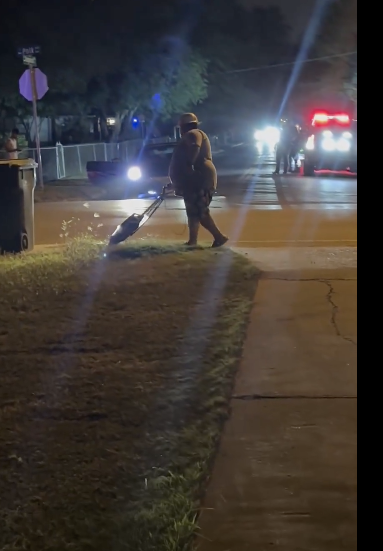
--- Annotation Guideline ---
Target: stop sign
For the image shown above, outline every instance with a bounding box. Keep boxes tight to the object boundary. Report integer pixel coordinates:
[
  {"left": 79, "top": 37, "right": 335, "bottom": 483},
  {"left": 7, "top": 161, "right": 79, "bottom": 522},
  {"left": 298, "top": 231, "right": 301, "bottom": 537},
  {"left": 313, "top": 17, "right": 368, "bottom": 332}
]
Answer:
[{"left": 19, "top": 69, "right": 49, "bottom": 102}]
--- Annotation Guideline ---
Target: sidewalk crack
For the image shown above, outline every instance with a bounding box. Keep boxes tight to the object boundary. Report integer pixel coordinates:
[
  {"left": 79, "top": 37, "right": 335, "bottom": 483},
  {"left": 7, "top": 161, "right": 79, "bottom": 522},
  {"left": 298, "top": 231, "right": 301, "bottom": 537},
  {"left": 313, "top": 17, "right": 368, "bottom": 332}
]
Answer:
[{"left": 321, "top": 280, "right": 357, "bottom": 346}]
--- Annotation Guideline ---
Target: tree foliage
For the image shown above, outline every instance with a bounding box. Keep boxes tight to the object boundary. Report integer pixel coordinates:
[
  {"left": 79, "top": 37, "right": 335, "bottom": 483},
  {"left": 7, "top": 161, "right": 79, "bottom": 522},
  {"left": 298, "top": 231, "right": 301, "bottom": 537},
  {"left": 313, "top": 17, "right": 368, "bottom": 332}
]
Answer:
[
  {"left": 0, "top": 0, "right": 295, "bottom": 142},
  {"left": 289, "top": 0, "right": 357, "bottom": 116},
  {"left": 314, "top": 0, "right": 357, "bottom": 102},
  {"left": 88, "top": 44, "right": 207, "bottom": 137},
  {"left": 193, "top": 0, "right": 293, "bottom": 129}
]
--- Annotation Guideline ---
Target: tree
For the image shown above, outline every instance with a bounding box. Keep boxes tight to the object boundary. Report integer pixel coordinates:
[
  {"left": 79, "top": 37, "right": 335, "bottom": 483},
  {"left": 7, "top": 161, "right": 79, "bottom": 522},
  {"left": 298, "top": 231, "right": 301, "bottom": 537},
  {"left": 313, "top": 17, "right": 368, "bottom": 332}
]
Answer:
[
  {"left": 288, "top": 0, "right": 357, "bottom": 117},
  {"left": 30, "top": 1, "right": 207, "bottom": 139},
  {"left": 0, "top": 50, "right": 91, "bottom": 144},
  {"left": 191, "top": 0, "right": 293, "bottom": 128},
  {"left": 314, "top": 0, "right": 357, "bottom": 102},
  {"left": 0, "top": 1, "right": 94, "bottom": 143},
  {"left": 0, "top": 52, "right": 35, "bottom": 142},
  {"left": 87, "top": 44, "right": 208, "bottom": 140},
  {"left": 0, "top": 0, "right": 293, "bottom": 142}
]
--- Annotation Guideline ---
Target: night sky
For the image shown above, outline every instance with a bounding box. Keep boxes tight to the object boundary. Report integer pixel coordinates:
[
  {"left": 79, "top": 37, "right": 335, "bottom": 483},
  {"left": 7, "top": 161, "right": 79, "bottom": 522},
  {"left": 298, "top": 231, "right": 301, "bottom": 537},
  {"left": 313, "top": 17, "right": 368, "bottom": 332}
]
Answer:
[{"left": 241, "top": 0, "right": 316, "bottom": 36}]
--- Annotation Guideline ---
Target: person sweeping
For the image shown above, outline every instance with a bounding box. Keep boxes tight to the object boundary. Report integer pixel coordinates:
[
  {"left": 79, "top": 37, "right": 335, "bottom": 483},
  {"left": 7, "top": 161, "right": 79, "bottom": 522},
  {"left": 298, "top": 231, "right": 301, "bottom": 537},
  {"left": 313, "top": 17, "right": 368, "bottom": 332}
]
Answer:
[{"left": 169, "top": 113, "right": 229, "bottom": 248}]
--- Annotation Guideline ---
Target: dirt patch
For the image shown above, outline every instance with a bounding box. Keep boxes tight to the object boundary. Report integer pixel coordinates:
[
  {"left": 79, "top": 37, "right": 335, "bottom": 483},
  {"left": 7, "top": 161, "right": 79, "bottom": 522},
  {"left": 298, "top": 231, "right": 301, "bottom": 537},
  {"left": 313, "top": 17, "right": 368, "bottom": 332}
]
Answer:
[{"left": 0, "top": 240, "right": 258, "bottom": 551}]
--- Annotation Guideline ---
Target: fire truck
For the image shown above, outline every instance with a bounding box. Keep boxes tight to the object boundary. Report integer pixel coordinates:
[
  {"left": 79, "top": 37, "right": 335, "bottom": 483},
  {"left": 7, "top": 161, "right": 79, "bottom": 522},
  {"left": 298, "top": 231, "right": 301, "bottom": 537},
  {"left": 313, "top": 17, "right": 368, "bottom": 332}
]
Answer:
[{"left": 303, "top": 111, "right": 357, "bottom": 176}]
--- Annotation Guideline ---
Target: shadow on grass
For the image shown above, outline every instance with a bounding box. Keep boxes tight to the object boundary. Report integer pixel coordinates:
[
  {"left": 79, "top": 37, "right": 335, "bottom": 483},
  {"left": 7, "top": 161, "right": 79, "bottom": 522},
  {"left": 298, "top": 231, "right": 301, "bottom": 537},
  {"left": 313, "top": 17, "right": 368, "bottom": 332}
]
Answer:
[
  {"left": 107, "top": 240, "right": 209, "bottom": 261},
  {"left": 0, "top": 235, "right": 258, "bottom": 551},
  {"left": 0, "top": 236, "right": 226, "bottom": 282}
]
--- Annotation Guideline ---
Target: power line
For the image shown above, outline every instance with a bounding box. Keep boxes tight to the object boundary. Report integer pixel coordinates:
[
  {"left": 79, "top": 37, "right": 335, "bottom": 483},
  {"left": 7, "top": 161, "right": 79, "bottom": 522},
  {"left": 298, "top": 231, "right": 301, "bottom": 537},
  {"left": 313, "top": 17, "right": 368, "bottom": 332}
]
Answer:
[{"left": 224, "top": 51, "right": 357, "bottom": 75}]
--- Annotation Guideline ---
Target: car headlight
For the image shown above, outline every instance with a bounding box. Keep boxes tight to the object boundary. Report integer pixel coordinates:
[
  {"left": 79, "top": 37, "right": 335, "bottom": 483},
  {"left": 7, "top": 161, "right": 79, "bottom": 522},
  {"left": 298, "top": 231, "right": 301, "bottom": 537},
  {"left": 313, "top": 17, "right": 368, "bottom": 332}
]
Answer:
[
  {"left": 322, "top": 139, "right": 336, "bottom": 151},
  {"left": 127, "top": 166, "right": 142, "bottom": 181},
  {"left": 343, "top": 132, "right": 353, "bottom": 139},
  {"left": 264, "top": 127, "right": 280, "bottom": 146},
  {"left": 254, "top": 130, "right": 263, "bottom": 141},
  {"left": 306, "top": 135, "right": 315, "bottom": 150},
  {"left": 337, "top": 138, "right": 351, "bottom": 152}
]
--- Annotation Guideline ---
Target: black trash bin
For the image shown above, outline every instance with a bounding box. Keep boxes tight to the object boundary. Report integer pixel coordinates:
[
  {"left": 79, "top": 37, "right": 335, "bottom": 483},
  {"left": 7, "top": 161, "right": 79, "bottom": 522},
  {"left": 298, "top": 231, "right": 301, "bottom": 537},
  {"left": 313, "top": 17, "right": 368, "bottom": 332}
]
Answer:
[{"left": 0, "top": 159, "right": 37, "bottom": 254}]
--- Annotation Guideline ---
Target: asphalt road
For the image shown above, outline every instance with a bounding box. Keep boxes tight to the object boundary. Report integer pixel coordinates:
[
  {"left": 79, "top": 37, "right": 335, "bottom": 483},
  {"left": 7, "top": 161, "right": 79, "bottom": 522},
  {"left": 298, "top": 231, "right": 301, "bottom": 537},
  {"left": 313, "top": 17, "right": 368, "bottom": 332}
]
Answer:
[{"left": 35, "top": 146, "right": 357, "bottom": 247}]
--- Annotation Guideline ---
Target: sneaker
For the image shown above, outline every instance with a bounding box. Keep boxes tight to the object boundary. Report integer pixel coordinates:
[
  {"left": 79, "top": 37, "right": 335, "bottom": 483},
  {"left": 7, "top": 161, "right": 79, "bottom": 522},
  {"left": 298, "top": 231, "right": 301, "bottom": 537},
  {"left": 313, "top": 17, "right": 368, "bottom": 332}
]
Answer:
[{"left": 212, "top": 236, "right": 229, "bottom": 248}]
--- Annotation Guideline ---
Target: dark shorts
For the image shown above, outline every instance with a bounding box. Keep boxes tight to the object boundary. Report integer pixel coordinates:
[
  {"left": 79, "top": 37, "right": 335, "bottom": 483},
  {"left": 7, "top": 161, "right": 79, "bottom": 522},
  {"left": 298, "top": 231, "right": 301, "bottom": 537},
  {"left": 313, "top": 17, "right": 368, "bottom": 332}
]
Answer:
[{"left": 184, "top": 189, "right": 213, "bottom": 219}]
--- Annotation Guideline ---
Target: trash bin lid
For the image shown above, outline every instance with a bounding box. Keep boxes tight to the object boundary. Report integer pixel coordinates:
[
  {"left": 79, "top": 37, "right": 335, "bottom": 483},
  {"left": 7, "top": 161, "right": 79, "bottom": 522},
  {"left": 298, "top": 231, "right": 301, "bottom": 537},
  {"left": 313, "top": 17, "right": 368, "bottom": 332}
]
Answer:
[{"left": 0, "top": 159, "right": 38, "bottom": 169}]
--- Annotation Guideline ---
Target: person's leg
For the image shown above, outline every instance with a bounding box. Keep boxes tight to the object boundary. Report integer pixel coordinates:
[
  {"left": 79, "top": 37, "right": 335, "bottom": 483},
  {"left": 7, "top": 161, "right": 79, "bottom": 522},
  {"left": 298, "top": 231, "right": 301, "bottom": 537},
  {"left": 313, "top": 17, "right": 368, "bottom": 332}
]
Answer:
[
  {"left": 184, "top": 193, "right": 200, "bottom": 246},
  {"left": 186, "top": 216, "right": 200, "bottom": 246},
  {"left": 198, "top": 190, "right": 228, "bottom": 247},
  {"left": 274, "top": 147, "right": 281, "bottom": 174},
  {"left": 283, "top": 151, "right": 289, "bottom": 174},
  {"left": 202, "top": 215, "right": 229, "bottom": 247},
  {"left": 291, "top": 150, "right": 298, "bottom": 171}
]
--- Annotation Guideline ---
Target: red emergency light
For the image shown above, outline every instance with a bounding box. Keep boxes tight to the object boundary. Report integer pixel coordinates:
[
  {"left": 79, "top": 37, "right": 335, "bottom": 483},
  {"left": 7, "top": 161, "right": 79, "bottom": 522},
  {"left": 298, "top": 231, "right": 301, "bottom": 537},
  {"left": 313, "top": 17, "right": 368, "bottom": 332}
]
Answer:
[
  {"left": 335, "top": 114, "right": 351, "bottom": 124},
  {"left": 312, "top": 112, "right": 329, "bottom": 125},
  {"left": 312, "top": 112, "right": 351, "bottom": 126}
]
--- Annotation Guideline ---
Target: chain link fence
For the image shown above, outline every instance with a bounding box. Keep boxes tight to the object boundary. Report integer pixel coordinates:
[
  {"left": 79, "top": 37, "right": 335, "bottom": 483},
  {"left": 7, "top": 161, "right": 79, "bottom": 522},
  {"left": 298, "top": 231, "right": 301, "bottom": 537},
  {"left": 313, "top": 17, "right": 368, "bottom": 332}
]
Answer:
[
  {"left": 0, "top": 139, "right": 154, "bottom": 183},
  {"left": 0, "top": 146, "right": 61, "bottom": 182},
  {"left": 0, "top": 134, "right": 232, "bottom": 184}
]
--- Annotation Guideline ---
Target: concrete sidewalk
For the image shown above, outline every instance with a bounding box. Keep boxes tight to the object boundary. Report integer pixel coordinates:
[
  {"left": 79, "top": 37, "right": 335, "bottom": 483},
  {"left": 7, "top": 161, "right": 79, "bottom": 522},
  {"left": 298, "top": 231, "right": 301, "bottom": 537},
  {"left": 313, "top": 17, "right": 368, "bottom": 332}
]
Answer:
[{"left": 199, "top": 250, "right": 357, "bottom": 551}]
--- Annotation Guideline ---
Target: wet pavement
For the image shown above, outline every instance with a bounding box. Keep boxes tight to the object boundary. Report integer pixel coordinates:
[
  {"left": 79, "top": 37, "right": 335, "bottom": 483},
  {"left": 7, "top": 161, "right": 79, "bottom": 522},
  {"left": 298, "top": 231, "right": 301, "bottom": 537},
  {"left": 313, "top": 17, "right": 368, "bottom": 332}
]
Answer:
[{"left": 35, "top": 147, "right": 357, "bottom": 247}]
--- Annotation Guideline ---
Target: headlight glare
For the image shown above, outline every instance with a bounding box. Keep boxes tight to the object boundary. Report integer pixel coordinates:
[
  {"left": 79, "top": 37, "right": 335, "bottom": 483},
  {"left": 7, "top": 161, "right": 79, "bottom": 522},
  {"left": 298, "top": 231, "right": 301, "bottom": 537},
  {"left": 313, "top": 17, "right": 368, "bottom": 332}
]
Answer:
[{"left": 127, "top": 166, "right": 142, "bottom": 181}]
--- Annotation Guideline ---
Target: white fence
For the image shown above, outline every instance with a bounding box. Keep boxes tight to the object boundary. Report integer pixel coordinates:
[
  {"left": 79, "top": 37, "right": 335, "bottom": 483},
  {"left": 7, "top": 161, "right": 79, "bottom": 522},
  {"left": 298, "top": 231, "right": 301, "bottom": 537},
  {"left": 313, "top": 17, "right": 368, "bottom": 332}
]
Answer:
[{"left": 0, "top": 138, "right": 173, "bottom": 183}]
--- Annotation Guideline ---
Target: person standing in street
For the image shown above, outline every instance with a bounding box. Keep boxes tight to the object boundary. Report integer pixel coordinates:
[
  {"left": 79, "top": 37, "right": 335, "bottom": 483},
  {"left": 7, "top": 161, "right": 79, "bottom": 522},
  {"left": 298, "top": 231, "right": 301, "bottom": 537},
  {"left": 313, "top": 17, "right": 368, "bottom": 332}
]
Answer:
[
  {"left": 169, "top": 113, "right": 228, "bottom": 248},
  {"left": 288, "top": 124, "right": 301, "bottom": 173},
  {"left": 5, "top": 128, "right": 20, "bottom": 160},
  {"left": 273, "top": 122, "right": 290, "bottom": 175}
]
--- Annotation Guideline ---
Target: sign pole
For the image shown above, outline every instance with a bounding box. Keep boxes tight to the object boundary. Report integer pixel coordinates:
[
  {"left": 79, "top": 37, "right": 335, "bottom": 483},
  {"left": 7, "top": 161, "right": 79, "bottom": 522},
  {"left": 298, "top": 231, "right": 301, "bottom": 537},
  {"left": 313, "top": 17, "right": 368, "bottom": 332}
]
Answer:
[
  {"left": 30, "top": 66, "right": 44, "bottom": 190},
  {"left": 18, "top": 47, "right": 47, "bottom": 190}
]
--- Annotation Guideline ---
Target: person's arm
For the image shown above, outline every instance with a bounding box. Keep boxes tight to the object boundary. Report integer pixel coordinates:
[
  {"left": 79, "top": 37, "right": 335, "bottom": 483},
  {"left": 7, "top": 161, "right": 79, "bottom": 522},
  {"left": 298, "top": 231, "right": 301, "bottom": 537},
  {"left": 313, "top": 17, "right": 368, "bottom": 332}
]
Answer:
[{"left": 185, "top": 131, "right": 203, "bottom": 167}]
